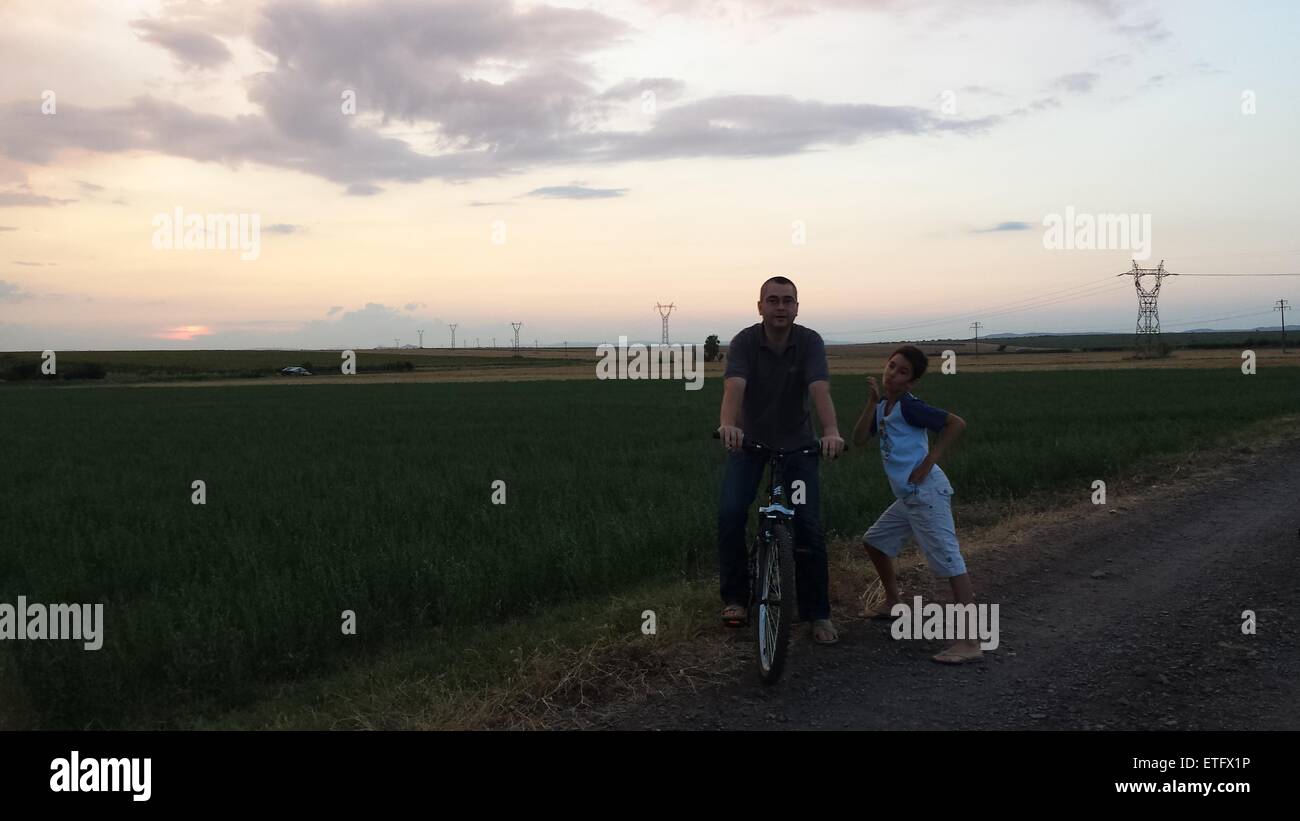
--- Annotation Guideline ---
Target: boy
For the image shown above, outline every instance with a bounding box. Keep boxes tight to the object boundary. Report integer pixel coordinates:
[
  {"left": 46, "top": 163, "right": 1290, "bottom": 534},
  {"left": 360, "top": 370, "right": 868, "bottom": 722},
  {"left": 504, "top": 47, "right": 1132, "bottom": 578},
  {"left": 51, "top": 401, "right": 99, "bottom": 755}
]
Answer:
[{"left": 851, "top": 345, "right": 982, "bottom": 664}]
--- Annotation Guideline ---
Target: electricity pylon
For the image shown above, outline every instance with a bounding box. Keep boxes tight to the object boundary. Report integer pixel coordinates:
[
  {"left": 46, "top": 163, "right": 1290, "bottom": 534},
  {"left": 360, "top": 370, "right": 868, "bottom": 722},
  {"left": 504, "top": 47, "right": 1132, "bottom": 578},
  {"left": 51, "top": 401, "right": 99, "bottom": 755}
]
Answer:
[
  {"left": 656, "top": 302, "right": 675, "bottom": 344},
  {"left": 1118, "top": 260, "right": 1175, "bottom": 358}
]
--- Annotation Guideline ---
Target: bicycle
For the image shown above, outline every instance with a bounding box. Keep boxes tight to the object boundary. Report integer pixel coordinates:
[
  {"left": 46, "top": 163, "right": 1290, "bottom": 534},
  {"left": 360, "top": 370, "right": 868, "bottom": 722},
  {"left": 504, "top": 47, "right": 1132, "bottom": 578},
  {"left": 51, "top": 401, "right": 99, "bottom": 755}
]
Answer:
[{"left": 715, "top": 431, "right": 827, "bottom": 684}]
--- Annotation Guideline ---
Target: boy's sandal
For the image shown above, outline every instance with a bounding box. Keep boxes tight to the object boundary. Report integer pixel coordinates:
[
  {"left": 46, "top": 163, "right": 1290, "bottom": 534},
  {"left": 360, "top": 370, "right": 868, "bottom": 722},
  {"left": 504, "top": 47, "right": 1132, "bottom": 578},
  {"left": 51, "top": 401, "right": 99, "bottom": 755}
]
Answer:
[
  {"left": 721, "top": 604, "right": 747, "bottom": 626},
  {"left": 932, "top": 647, "right": 984, "bottom": 665},
  {"left": 863, "top": 602, "right": 897, "bottom": 620},
  {"left": 811, "top": 619, "right": 839, "bottom": 644}
]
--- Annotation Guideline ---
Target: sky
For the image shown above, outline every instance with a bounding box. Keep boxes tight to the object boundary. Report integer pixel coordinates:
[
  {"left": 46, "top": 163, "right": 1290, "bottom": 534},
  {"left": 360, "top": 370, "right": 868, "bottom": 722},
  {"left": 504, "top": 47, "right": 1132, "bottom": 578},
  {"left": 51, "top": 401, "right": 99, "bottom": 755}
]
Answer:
[{"left": 0, "top": 0, "right": 1297, "bottom": 350}]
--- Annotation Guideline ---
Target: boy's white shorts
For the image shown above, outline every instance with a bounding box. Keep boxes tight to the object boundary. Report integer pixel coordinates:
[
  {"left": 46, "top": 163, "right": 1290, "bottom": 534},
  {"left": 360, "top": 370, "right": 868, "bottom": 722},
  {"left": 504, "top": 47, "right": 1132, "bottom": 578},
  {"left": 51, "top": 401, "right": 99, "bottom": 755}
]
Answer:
[{"left": 862, "top": 479, "right": 967, "bottom": 578}]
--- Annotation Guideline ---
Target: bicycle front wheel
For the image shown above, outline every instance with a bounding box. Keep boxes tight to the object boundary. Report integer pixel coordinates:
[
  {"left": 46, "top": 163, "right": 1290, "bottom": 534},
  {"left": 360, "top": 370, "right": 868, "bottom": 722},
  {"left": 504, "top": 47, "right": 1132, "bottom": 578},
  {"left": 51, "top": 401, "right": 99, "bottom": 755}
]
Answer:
[{"left": 755, "top": 521, "right": 796, "bottom": 684}]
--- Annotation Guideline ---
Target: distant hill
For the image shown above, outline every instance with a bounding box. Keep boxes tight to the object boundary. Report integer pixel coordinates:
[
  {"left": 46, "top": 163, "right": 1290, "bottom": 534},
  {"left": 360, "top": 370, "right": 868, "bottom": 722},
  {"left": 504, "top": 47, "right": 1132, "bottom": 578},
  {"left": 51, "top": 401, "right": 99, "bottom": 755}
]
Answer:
[
  {"left": 986, "top": 326, "right": 1299, "bottom": 338},
  {"left": 985, "top": 331, "right": 1111, "bottom": 338}
]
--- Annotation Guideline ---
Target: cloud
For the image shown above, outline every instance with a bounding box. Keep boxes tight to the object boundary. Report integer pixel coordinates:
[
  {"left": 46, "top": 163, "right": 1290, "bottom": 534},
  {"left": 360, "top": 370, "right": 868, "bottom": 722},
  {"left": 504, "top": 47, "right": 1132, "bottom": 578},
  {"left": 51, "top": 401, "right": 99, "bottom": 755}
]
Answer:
[
  {"left": 1051, "top": 72, "right": 1100, "bottom": 94},
  {"left": 0, "top": 90, "right": 990, "bottom": 192},
  {"left": 637, "top": 0, "right": 905, "bottom": 20},
  {"left": 0, "top": 225, "right": 17, "bottom": 232},
  {"left": 154, "top": 325, "right": 214, "bottom": 341},
  {"left": 264, "top": 223, "right": 302, "bottom": 234},
  {"left": 0, "top": 280, "right": 33, "bottom": 301},
  {"left": 1108, "top": 17, "right": 1169, "bottom": 42},
  {"left": 1006, "top": 97, "right": 1062, "bottom": 118},
  {"left": 958, "top": 85, "right": 1011, "bottom": 99},
  {"left": 1068, "top": 0, "right": 1170, "bottom": 41},
  {"left": 578, "top": 95, "right": 995, "bottom": 162},
  {"left": 972, "top": 221, "right": 1032, "bottom": 233},
  {"left": 0, "top": 188, "right": 74, "bottom": 207},
  {"left": 72, "top": 178, "right": 129, "bottom": 205},
  {"left": 294, "top": 302, "right": 442, "bottom": 347},
  {"left": 134, "top": 302, "right": 449, "bottom": 349},
  {"left": 524, "top": 185, "right": 627, "bottom": 199},
  {"left": 243, "top": 0, "right": 630, "bottom": 152},
  {"left": 599, "top": 77, "right": 687, "bottom": 101},
  {"left": 403, "top": 302, "right": 426, "bottom": 311},
  {"left": 0, "top": 0, "right": 998, "bottom": 192},
  {"left": 645, "top": 0, "right": 1172, "bottom": 44},
  {"left": 130, "top": 17, "right": 234, "bottom": 69},
  {"left": 11, "top": 260, "right": 48, "bottom": 266}
]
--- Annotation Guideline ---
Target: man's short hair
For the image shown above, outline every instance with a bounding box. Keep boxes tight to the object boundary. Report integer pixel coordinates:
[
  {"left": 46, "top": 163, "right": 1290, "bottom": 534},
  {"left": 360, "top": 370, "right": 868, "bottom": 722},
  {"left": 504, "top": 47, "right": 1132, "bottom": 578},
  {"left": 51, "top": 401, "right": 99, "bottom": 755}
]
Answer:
[
  {"left": 890, "top": 344, "right": 928, "bottom": 380},
  {"left": 760, "top": 276, "right": 797, "bottom": 301}
]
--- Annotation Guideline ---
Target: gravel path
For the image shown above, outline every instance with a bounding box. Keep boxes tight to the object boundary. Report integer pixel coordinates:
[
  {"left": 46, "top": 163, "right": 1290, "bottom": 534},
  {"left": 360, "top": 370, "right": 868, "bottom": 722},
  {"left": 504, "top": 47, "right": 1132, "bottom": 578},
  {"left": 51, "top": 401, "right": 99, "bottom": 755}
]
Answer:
[{"left": 603, "top": 439, "right": 1300, "bottom": 730}]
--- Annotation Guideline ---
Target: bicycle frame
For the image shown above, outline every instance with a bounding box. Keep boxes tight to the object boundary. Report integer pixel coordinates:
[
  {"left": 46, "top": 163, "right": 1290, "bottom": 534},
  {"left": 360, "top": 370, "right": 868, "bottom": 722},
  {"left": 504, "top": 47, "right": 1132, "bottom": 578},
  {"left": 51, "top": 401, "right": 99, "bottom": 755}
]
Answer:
[{"left": 744, "top": 441, "right": 816, "bottom": 602}]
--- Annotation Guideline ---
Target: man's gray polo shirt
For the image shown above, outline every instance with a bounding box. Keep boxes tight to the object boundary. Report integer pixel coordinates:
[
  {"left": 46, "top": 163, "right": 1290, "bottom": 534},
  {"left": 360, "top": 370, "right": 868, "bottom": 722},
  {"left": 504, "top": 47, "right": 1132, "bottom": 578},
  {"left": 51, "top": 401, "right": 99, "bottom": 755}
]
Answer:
[{"left": 723, "top": 323, "right": 830, "bottom": 450}]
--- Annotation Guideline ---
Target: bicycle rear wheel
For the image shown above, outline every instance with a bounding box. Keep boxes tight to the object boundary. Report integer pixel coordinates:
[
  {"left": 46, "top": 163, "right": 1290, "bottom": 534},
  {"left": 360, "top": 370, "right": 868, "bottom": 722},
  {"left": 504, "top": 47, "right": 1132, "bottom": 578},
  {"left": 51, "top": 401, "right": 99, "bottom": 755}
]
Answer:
[{"left": 755, "top": 521, "right": 796, "bottom": 684}]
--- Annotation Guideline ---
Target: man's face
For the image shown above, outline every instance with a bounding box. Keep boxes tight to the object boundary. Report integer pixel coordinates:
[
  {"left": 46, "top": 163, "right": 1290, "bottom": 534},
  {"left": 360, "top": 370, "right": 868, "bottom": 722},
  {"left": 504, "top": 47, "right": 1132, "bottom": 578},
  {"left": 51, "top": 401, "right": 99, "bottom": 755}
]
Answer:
[
  {"left": 758, "top": 282, "right": 798, "bottom": 331},
  {"left": 883, "top": 353, "right": 914, "bottom": 395}
]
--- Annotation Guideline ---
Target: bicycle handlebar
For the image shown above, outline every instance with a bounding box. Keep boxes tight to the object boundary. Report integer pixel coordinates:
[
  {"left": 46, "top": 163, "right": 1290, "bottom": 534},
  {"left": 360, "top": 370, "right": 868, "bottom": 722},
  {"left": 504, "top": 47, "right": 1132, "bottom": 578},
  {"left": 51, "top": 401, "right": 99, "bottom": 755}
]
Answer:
[{"left": 711, "top": 430, "right": 846, "bottom": 455}]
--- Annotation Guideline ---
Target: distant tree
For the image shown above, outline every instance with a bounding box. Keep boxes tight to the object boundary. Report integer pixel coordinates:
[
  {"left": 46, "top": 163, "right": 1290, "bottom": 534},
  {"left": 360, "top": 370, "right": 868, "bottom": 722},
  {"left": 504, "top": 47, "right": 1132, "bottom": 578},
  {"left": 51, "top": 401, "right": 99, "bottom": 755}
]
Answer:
[{"left": 704, "top": 334, "right": 720, "bottom": 362}]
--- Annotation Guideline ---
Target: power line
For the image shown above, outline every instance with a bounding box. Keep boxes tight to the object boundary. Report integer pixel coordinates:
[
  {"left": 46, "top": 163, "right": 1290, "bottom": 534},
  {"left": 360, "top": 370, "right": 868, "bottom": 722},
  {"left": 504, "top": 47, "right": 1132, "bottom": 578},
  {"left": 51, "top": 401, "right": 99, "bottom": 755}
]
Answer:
[
  {"left": 1161, "top": 309, "right": 1275, "bottom": 327},
  {"left": 825, "top": 283, "right": 1128, "bottom": 340},
  {"left": 1162, "top": 250, "right": 1300, "bottom": 262},
  {"left": 824, "top": 276, "right": 1125, "bottom": 338},
  {"left": 967, "top": 281, "right": 1131, "bottom": 324},
  {"left": 1178, "top": 273, "right": 1300, "bottom": 277},
  {"left": 823, "top": 279, "right": 1100, "bottom": 336}
]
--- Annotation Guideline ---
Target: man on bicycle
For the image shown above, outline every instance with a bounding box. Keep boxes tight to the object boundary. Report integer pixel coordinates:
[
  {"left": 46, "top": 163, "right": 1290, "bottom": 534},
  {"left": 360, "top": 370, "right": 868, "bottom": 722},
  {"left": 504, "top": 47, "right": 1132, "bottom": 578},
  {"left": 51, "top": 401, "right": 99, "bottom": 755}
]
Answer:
[{"left": 717, "top": 276, "right": 845, "bottom": 644}]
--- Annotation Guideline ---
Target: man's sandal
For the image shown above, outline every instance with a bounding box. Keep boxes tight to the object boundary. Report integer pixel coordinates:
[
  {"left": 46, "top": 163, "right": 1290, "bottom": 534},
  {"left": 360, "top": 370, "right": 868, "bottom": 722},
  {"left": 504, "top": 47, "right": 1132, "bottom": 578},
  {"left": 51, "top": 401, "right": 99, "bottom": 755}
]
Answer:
[
  {"left": 811, "top": 619, "right": 839, "bottom": 645},
  {"left": 721, "top": 603, "right": 748, "bottom": 627}
]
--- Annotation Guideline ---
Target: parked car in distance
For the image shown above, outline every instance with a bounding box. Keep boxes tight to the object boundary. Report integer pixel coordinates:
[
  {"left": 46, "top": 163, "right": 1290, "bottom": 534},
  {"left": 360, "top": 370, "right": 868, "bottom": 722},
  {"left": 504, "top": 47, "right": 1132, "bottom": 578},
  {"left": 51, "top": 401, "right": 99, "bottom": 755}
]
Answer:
[{"left": 280, "top": 366, "right": 313, "bottom": 376}]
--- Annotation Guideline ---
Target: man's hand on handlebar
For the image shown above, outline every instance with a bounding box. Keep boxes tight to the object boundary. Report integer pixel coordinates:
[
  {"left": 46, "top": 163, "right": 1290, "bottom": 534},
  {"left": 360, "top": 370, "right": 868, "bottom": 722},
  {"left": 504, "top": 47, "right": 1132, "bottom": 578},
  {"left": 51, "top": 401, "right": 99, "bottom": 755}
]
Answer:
[
  {"left": 718, "top": 425, "right": 745, "bottom": 451},
  {"left": 821, "top": 432, "right": 846, "bottom": 460}
]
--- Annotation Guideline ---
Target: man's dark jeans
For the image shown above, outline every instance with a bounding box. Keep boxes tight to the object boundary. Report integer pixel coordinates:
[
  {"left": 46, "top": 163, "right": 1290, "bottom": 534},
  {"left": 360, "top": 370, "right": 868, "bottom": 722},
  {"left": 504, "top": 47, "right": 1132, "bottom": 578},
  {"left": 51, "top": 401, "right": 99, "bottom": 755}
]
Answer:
[{"left": 717, "top": 448, "right": 830, "bottom": 621}]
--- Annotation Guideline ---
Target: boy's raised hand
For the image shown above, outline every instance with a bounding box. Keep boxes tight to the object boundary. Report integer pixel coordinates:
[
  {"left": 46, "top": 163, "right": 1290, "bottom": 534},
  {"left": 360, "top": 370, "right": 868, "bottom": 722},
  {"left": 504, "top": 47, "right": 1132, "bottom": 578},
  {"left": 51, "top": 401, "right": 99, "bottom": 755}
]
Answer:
[{"left": 866, "top": 376, "right": 880, "bottom": 400}]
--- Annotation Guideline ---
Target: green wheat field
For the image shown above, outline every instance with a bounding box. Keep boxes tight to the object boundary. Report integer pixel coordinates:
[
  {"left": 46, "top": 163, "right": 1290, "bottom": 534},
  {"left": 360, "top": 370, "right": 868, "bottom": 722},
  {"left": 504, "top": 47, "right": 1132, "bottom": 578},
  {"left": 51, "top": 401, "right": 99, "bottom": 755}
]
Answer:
[{"left": 2, "top": 366, "right": 1297, "bottom": 727}]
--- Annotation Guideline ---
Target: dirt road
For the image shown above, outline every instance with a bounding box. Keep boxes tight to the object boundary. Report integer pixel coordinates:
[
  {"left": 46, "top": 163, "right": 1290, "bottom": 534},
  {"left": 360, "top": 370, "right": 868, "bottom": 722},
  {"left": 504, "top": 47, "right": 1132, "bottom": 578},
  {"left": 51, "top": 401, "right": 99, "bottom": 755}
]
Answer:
[{"left": 603, "top": 437, "right": 1300, "bottom": 730}]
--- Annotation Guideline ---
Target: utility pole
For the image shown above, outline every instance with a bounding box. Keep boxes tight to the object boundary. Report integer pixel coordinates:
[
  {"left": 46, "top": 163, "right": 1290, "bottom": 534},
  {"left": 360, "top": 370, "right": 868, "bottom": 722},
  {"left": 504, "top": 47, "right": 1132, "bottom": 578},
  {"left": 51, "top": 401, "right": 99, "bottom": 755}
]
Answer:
[
  {"left": 1276, "top": 299, "right": 1291, "bottom": 354},
  {"left": 511, "top": 323, "right": 522, "bottom": 357},
  {"left": 449, "top": 323, "right": 458, "bottom": 349},
  {"left": 656, "top": 303, "right": 675, "bottom": 344},
  {"left": 969, "top": 321, "right": 983, "bottom": 357},
  {"left": 394, "top": 338, "right": 400, "bottom": 349},
  {"left": 418, "top": 329, "right": 424, "bottom": 348}
]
